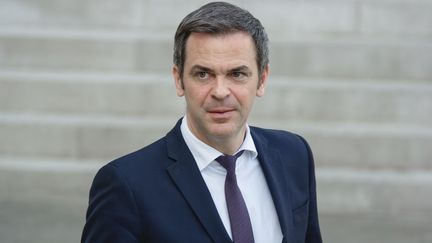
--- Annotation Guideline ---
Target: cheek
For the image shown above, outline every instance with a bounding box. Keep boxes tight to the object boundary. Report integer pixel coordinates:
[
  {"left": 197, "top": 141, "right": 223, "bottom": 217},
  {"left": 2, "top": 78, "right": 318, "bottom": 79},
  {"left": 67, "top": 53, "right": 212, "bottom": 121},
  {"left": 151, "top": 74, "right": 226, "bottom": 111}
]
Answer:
[
  {"left": 235, "top": 88, "right": 257, "bottom": 105},
  {"left": 185, "top": 86, "right": 208, "bottom": 106}
]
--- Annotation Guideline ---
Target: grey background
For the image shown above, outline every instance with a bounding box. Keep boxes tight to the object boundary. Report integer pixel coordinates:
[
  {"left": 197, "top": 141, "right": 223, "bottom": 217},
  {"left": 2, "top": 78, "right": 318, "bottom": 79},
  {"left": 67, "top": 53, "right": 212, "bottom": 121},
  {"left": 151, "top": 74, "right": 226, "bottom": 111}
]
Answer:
[{"left": 0, "top": 0, "right": 431, "bottom": 242}]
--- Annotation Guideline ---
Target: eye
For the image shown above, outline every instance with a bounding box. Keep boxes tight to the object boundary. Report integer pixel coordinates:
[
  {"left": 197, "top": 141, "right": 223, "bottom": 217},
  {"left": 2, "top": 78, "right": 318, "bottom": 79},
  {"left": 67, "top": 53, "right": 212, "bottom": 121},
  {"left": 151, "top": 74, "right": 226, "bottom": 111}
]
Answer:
[
  {"left": 232, "top": 72, "right": 242, "bottom": 77},
  {"left": 197, "top": 71, "right": 209, "bottom": 79},
  {"left": 230, "top": 71, "right": 247, "bottom": 80}
]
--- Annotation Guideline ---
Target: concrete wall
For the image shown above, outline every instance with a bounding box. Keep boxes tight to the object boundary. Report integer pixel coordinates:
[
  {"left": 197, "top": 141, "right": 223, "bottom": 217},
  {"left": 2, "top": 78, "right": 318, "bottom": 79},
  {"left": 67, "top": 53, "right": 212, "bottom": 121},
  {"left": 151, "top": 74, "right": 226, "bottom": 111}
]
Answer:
[{"left": 1, "top": 0, "right": 431, "bottom": 242}]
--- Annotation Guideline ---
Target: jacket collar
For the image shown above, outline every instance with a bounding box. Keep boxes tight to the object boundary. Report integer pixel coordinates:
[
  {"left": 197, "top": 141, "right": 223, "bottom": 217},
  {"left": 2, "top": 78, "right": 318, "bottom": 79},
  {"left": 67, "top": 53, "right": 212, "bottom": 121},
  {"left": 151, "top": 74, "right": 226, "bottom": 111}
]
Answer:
[
  {"left": 251, "top": 127, "right": 294, "bottom": 241},
  {"left": 166, "top": 119, "right": 232, "bottom": 243}
]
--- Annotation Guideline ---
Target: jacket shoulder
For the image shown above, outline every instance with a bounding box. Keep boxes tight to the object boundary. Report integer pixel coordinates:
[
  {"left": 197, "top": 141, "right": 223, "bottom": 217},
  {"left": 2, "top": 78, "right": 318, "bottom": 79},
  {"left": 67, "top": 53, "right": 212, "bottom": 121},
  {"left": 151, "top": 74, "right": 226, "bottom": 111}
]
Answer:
[
  {"left": 250, "top": 126, "right": 313, "bottom": 164},
  {"left": 250, "top": 126, "right": 307, "bottom": 146},
  {"left": 103, "top": 136, "right": 169, "bottom": 176}
]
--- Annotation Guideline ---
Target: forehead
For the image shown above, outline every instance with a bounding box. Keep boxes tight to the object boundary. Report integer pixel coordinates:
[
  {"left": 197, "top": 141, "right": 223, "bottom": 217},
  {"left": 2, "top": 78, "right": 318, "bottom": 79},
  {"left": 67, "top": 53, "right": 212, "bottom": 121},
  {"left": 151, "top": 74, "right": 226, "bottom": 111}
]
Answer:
[{"left": 184, "top": 32, "right": 257, "bottom": 69}]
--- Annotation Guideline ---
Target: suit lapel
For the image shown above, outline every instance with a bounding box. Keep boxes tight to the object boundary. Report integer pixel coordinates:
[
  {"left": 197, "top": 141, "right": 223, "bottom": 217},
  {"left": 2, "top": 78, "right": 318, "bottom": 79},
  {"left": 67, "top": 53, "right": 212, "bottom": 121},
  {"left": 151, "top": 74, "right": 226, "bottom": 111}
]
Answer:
[
  {"left": 165, "top": 120, "right": 232, "bottom": 243},
  {"left": 251, "top": 128, "right": 294, "bottom": 242}
]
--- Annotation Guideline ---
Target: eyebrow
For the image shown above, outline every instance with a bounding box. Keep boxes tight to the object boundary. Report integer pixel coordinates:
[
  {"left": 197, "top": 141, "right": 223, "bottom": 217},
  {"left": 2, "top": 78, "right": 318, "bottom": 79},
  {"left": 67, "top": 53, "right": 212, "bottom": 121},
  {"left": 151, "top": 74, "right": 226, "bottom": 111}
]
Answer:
[
  {"left": 189, "top": 65, "right": 252, "bottom": 74},
  {"left": 189, "top": 65, "right": 213, "bottom": 75},
  {"left": 230, "top": 65, "right": 252, "bottom": 75}
]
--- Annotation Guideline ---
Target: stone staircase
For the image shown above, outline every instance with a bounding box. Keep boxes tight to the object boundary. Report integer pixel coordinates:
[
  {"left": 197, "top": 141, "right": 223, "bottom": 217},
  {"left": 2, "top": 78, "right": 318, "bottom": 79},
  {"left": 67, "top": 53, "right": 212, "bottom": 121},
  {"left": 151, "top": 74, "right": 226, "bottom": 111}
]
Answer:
[{"left": 1, "top": 1, "right": 432, "bottom": 243}]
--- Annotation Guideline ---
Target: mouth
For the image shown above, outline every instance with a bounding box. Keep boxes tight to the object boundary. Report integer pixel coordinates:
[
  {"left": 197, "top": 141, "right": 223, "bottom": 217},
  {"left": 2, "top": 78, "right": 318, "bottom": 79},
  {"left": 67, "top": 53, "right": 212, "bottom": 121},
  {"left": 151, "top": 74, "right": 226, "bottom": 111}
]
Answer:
[
  {"left": 207, "top": 108, "right": 235, "bottom": 119},
  {"left": 208, "top": 108, "right": 234, "bottom": 113}
]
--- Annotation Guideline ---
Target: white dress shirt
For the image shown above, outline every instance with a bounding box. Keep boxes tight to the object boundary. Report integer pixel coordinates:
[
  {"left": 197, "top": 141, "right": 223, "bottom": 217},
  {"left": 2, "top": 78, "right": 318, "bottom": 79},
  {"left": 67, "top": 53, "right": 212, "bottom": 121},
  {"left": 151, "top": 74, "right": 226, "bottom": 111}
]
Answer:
[{"left": 180, "top": 117, "right": 283, "bottom": 243}]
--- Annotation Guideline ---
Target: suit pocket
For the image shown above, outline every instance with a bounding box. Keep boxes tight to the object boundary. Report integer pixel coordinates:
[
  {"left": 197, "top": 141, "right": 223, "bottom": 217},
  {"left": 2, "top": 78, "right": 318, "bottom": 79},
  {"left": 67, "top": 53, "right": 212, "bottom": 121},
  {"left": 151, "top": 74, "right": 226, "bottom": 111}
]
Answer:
[{"left": 292, "top": 200, "right": 309, "bottom": 225}]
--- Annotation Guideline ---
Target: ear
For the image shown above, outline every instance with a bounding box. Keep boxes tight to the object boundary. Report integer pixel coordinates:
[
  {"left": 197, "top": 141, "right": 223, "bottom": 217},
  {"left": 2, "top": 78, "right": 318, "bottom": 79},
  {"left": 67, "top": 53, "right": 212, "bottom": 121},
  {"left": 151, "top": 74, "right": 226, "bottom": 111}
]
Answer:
[
  {"left": 172, "top": 65, "right": 184, "bottom": 97},
  {"left": 256, "top": 64, "right": 269, "bottom": 97}
]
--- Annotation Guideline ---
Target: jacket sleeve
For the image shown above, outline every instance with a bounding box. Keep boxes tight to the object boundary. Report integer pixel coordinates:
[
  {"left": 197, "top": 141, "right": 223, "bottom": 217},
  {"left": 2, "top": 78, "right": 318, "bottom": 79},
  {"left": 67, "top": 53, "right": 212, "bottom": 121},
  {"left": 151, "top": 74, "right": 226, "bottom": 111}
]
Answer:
[
  {"left": 298, "top": 135, "right": 323, "bottom": 243},
  {"left": 81, "top": 164, "right": 143, "bottom": 243}
]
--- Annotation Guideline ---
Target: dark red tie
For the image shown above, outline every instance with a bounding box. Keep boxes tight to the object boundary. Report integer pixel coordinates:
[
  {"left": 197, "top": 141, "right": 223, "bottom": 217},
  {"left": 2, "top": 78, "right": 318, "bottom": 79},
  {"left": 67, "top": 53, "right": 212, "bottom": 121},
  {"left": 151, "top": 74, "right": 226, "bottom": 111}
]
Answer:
[{"left": 216, "top": 151, "right": 254, "bottom": 243}]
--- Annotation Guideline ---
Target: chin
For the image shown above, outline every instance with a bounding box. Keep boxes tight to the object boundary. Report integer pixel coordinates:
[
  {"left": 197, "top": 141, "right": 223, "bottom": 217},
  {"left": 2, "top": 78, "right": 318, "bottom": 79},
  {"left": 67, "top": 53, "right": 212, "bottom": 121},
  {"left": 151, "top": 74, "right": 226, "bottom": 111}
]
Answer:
[{"left": 207, "top": 123, "right": 240, "bottom": 138}]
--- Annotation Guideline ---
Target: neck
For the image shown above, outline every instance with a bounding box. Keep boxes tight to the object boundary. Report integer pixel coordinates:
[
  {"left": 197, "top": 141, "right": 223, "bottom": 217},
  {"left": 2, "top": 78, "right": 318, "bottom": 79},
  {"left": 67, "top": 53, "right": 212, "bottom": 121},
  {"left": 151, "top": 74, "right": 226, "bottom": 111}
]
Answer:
[
  {"left": 186, "top": 118, "right": 246, "bottom": 155},
  {"left": 208, "top": 132, "right": 245, "bottom": 155}
]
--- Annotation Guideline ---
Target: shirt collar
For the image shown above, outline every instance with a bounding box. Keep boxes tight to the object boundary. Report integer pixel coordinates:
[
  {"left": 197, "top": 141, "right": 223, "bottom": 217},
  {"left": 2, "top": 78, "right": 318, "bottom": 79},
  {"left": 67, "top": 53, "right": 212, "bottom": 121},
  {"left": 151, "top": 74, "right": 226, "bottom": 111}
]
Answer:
[{"left": 180, "top": 116, "right": 258, "bottom": 171}]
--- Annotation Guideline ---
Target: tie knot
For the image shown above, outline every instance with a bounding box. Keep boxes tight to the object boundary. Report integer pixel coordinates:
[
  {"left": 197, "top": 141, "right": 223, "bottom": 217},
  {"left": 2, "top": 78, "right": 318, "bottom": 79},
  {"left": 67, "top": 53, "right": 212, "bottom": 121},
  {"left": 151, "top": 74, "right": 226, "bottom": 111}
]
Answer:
[{"left": 215, "top": 150, "right": 244, "bottom": 174}]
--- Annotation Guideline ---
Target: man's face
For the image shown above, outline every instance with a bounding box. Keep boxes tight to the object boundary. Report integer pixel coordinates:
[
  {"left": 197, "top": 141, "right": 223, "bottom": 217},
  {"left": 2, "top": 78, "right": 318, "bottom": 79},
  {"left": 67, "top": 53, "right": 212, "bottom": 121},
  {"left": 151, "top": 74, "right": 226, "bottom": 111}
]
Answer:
[{"left": 173, "top": 32, "right": 268, "bottom": 147}]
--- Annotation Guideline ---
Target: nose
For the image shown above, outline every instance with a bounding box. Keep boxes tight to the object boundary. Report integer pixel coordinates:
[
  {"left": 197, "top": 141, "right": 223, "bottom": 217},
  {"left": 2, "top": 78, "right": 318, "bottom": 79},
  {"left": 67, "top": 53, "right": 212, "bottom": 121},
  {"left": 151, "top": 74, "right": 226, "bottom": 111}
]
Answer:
[{"left": 211, "top": 77, "right": 230, "bottom": 100}]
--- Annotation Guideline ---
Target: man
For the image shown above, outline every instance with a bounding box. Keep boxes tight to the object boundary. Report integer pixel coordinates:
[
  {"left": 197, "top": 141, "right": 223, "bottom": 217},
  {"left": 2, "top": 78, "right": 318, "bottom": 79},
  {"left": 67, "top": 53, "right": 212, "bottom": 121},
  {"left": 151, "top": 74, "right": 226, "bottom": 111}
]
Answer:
[{"left": 82, "top": 2, "right": 322, "bottom": 243}]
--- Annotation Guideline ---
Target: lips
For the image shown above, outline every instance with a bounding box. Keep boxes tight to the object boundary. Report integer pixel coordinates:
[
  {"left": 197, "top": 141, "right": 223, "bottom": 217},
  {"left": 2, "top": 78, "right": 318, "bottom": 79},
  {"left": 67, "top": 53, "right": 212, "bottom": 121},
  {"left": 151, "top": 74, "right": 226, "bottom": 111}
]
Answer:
[
  {"left": 207, "top": 107, "right": 235, "bottom": 119},
  {"left": 207, "top": 108, "right": 235, "bottom": 113}
]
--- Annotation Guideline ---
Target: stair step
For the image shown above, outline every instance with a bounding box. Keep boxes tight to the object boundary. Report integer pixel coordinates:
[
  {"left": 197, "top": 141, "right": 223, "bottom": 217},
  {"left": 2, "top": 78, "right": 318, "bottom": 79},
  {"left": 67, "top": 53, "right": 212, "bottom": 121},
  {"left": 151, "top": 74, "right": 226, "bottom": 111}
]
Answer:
[
  {"left": 254, "top": 119, "right": 432, "bottom": 170},
  {"left": 0, "top": 113, "right": 175, "bottom": 161},
  {"left": 1, "top": 70, "right": 431, "bottom": 125},
  {"left": 0, "top": 163, "right": 93, "bottom": 243},
  {"left": 1, "top": 29, "right": 431, "bottom": 79},
  {"left": 0, "top": 0, "right": 149, "bottom": 30},
  {"left": 2, "top": 1, "right": 432, "bottom": 37},
  {"left": 0, "top": 70, "right": 184, "bottom": 117},
  {"left": 0, "top": 113, "right": 431, "bottom": 169},
  {"left": 316, "top": 168, "right": 432, "bottom": 214},
  {"left": 320, "top": 212, "right": 432, "bottom": 243},
  {"left": 1, "top": 158, "right": 431, "bottom": 226}
]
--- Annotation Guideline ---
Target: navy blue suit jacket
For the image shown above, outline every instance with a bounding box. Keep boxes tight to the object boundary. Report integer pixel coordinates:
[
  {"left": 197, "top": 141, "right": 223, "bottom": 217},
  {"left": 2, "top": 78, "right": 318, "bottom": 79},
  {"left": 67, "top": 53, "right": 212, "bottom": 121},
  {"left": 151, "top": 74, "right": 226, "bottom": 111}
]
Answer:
[{"left": 82, "top": 119, "right": 322, "bottom": 243}]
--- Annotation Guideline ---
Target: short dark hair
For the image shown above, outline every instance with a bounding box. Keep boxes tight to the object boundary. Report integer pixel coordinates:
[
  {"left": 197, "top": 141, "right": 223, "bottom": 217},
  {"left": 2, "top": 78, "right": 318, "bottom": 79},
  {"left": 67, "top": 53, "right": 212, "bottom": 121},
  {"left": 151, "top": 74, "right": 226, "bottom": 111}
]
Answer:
[{"left": 173, "top": 1, "right": 269, "bottom": 78}]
